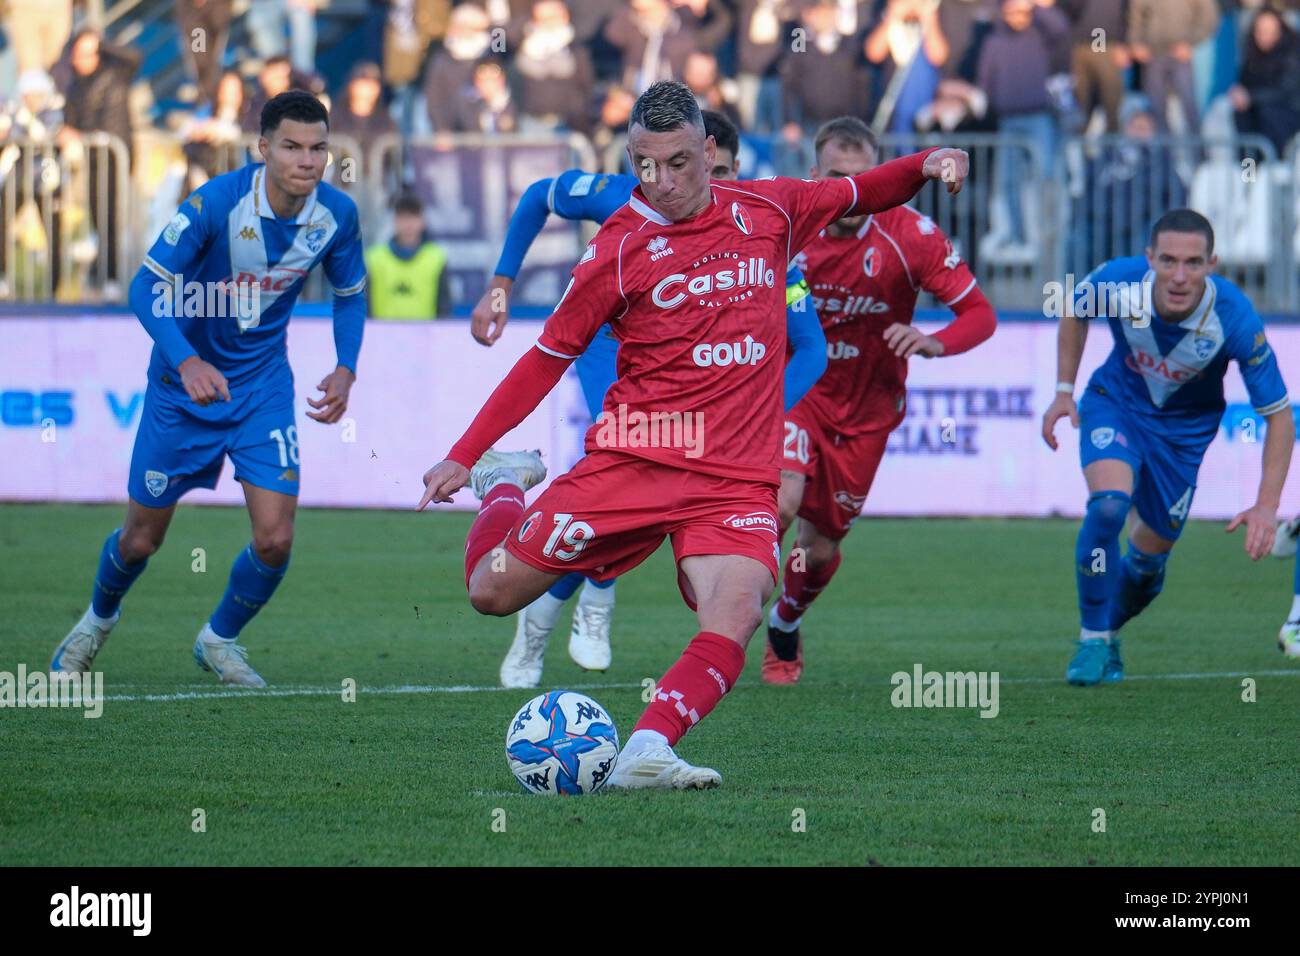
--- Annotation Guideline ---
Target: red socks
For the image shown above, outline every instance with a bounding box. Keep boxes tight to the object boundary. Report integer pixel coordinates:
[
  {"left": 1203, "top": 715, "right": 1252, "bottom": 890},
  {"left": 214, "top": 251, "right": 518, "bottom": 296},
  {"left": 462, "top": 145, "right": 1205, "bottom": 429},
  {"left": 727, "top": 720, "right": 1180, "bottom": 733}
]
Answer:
[
  {"left": 633, "top": 632, "right": 747, "bottom": 745},
  {"left": 464, "top": 483, "right": 526, "bottom": 588},
  {"left": 774, "top": 549, "right": 842, "bottom": 625}
]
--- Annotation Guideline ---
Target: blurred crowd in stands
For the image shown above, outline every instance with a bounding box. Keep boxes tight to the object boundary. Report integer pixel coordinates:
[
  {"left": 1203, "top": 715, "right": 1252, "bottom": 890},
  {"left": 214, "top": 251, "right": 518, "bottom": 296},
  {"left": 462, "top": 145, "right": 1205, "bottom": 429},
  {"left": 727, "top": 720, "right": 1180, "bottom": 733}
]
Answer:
[{"left": 1, "top": 0, "right": 1299, "bottom": 308}]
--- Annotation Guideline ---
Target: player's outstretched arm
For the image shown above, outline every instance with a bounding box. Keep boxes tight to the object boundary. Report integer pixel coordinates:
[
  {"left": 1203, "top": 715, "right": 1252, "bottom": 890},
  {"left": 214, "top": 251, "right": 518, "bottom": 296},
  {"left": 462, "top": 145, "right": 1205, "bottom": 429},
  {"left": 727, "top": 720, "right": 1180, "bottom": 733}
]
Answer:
[
  {"left": 1042, "top": 312, "right": 1088, "bottom": 450},
  {"left": 472, "top": 177, "right": 555, "bottom": 346},
  {"left": 845, "top": 149, "right": 969, "bottom": 220},
  {"left": 416, "top": 346, "right": 572, "bottom": 509},
  {"left": 1228, "top": 404, "right": 1295, "bottom": 560}
]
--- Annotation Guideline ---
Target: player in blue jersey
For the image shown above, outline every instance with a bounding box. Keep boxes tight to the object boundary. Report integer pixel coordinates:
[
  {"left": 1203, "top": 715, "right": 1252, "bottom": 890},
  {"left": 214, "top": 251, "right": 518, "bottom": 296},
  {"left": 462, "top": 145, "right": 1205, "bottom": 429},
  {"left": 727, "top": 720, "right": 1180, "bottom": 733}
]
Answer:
[
  {"left": 468, "top": 110, "right": 828, "bottom": 688},
  {"left": 1042, "top": 209, "right": 1295, "bottom": 685},
  {"left": 50, "top": 92, "right": 368, "bottom": 687},
  {"left": 1271, "top": 516, "right": 1300, "bottom": 656}
]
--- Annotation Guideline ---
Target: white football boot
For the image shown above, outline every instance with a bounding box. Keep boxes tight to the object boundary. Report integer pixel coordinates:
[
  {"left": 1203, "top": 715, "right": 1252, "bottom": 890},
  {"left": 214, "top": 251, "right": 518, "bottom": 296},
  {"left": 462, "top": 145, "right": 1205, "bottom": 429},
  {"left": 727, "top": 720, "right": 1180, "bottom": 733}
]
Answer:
[
  {"left": 501, "top": 592, "right": 565, "bottom": 688},
  {"left": 1271, "top": 517, "right": 1300, "bottom": 558},
  {"left": 51, "top": 605, "right": 119, "bottom": 672},
  {"left": 470, "top": 448, "right": 547, "bottom": 499},
  {"left": 193, "top": 624, "right": 267, "bottom": 687},
  {"left": 569, "top": 580, "right": 614, "bottom": 671},
  {"left": 607, "top": 744, "right": 721, "bottom": 790},
  {"left": 1280, "top": 619, "right": 1300, "bottom": 659}
]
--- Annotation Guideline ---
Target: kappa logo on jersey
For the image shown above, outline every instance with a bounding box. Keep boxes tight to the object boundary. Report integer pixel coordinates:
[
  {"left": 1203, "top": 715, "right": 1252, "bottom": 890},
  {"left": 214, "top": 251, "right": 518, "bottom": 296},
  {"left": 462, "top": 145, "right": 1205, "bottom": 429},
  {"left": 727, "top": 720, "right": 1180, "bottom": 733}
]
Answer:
[
  {"left": 238, "top": 226, "right": 259, "bottom": 241},
  {"left": 1124, "top": 349, "right": 1204, "bottom": 384},
  {"left": 693, "top": 335, "right": 767, "bottom": 367},
  {"left": 652, "top": 255, "right": 776, "bottom": 309},
  {"left": 235, "top": 265, "right": 309, "bottom": 293},
  {"left": 1090, "top": 427, "right": 1115, "bottom": 449},
  {"left": 827, "top": 340, "right": 860, "bottom": 360},
  {"left": 835, "top": 490, "right": 868, "bottom": 513},
  {"left": 163, "top": 212, "right": 191, "bottom": 246},
  {"left": 723, "top": 512, "right": 778, "bottom": 534},
  {"left": 518, "top": 511, "right": 543, "bottom": 543},
  {"left": 730, "top": 202, "right": 753, "bottom": 235},
  {"left": 144, "top": 470, "right": 169, "bottom": 498},
  {"left": 863, "top": 246, "right": 880, "bottom": 277},
  {"left": 647, "top": 236, "right": 674, "bottom": 261}
]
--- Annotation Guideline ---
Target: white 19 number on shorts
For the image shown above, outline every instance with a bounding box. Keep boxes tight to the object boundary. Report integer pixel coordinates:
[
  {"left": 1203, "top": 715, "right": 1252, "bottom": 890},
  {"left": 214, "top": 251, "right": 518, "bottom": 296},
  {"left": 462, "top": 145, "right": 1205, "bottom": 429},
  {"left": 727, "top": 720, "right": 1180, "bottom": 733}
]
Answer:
[
  {"left": 543, "top": 512, "right": 595, "bottom": 561},
  {"left": 783, "top": 422, "right": 810, "bottom": 465},
  {"left": 269, "top": 426, "right": 300, "bottom": 467}
]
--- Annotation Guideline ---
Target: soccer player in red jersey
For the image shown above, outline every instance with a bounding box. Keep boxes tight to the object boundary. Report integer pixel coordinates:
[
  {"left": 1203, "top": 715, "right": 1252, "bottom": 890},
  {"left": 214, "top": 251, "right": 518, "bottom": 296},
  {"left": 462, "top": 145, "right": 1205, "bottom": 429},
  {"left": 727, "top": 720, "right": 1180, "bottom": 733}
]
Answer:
[
  {"left": 764, "top": 117, "right": 998, "bottom": 685},
  {"left": 417, "top": 83, "right": 969, "bottom": 790}
]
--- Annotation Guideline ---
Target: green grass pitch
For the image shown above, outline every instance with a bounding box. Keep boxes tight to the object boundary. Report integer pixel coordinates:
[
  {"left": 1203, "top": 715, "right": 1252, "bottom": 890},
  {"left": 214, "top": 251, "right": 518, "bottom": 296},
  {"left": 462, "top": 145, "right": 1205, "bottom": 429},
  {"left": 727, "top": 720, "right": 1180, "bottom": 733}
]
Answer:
[{"left": 1, "top": 502, "right": 1296, "bottom": 866}]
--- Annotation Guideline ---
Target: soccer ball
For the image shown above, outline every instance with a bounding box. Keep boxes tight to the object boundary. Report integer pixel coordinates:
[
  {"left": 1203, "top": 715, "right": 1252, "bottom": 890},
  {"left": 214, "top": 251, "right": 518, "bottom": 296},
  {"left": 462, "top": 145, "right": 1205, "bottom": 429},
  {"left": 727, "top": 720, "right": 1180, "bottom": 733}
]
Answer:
[{"left": 505, "top": 691, "right": 619, "bottom": 795}]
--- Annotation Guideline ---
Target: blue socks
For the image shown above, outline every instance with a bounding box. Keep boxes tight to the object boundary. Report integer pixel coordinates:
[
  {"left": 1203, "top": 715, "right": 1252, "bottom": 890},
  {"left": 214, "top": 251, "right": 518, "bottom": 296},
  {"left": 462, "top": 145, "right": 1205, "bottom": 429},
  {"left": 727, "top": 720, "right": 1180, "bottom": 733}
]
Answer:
[
  {"left": 546, "top": 573, "right": 615, "bottom": 602},
  {"left": 547, "top": 573, "right": 584, "bottom": 601},
  {"left": 91, "top": 529, "right": 148, "bottom": 618},
  {"left": 1108, "top": 544, "right": 1169, "bottom": 632},
  {"left": 1075, "top": 491, "right": 1131, "bottom": 633},
  {"left": 210, "top": 545, "right": 289, "bottom": 639}
]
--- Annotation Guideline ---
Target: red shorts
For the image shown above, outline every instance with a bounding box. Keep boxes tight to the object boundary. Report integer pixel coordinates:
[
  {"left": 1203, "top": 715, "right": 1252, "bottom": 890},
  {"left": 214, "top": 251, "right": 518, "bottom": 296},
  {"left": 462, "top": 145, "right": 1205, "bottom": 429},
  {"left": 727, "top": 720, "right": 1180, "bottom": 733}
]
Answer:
[
  {"left": 505, "top": 450, "right": 780, "bottom": 609},
  {"left": 782, "top": 408, "right": 890, "bottom": 540}
]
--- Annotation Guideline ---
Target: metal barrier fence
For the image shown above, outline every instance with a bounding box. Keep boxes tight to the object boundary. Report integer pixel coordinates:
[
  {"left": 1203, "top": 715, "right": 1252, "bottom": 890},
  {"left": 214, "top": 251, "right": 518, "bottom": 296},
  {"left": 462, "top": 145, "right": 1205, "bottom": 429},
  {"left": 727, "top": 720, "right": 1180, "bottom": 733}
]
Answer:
[
  {"left": 1, "top": 129, "right": 1295, "bottom": 312},
  {"left": 0, "top": 133, "right": 130, "bottom": 302}
]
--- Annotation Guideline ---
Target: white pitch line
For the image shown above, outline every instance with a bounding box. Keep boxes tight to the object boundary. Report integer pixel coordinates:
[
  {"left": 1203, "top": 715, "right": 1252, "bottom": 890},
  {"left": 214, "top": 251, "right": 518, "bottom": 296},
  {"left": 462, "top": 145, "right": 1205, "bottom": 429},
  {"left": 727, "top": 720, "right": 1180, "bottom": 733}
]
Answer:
[
  {"left": 97, "top": 681, "right": 644, "bottom": 703},
  {"left": 90, "top": 670, "right": 1300, "bottom": 704}
]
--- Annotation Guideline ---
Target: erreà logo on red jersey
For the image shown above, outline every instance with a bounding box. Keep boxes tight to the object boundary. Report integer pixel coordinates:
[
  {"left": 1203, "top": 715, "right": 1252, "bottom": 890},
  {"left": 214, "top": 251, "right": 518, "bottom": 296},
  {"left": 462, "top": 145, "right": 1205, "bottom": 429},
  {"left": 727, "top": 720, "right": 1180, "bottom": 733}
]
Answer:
[
  {"left": 652, "top": 255, "right": 776, "bottom": 309},
  {"left": 235, "top": 266, "right": 308, "bottom": 293}
]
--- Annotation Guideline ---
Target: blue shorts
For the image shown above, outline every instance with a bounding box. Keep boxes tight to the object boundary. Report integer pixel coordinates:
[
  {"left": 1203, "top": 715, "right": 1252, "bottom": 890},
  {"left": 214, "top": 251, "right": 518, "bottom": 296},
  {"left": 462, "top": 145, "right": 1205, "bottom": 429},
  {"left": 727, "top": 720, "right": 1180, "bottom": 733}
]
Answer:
[
  {"left": 574, "top": 323, "right": 618, "bottom": 421},
  {"left": 127, "top": 384, "right": 300, "bottom": 508},
  {"left": 1078, "top": 385, "right": 1213, "bottom": 541}
]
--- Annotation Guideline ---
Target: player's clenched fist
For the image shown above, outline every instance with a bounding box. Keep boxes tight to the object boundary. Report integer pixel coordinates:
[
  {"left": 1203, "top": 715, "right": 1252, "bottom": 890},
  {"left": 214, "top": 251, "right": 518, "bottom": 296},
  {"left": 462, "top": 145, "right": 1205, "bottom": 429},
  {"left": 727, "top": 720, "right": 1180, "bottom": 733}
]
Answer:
[
  {"left": 178, "top": 356, "right": 230, "bottom": 406},
  {"left": 921, "top": 148, "right": 970, "bottom": 195},
  {"left": 417, "top": 459, "right": 470, "bottom": 510},
  {"left": 1040, "top": 393, "right": 1079, "bottom": 450}
]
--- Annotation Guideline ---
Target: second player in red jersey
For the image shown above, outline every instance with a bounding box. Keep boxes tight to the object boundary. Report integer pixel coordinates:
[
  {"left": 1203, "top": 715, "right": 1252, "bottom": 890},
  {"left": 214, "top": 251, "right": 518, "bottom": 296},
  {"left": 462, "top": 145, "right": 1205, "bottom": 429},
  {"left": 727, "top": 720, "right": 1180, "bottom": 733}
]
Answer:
[
  {"left": 765, "top": 117, "right": 998, "bottom": 684},
  {"left": 418, "top": 84, "right": 971, "bottom": 788}
]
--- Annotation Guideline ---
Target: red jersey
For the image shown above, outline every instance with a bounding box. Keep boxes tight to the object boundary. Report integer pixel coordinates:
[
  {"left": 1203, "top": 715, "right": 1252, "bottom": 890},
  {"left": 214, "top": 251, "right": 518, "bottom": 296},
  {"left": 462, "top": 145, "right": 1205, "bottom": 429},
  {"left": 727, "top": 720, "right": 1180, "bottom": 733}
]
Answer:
[
  {"left": 537, "top": 175, "right": 866, "bottom": 486},
  {"left": 793, "top": 206, "right": 978, "bottom": 435}
]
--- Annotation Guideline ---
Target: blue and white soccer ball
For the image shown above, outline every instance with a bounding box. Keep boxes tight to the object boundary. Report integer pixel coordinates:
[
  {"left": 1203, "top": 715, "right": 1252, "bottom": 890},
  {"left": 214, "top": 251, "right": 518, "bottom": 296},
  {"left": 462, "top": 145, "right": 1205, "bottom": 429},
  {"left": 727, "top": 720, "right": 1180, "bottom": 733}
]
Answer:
[{"left": 505, "top": 691, "right": 619, "bottom": 796}]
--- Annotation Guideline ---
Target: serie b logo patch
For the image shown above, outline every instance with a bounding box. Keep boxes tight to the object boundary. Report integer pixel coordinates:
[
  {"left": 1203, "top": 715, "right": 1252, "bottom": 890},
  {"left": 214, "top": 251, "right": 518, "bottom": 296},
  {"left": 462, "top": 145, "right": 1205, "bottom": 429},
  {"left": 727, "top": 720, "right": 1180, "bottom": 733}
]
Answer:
[
  {"left": 518, "top": 511, "right": 543, "bottom": 544},
  {"left": 730, "top": 202, "right": 752, "bottom": 235}
]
